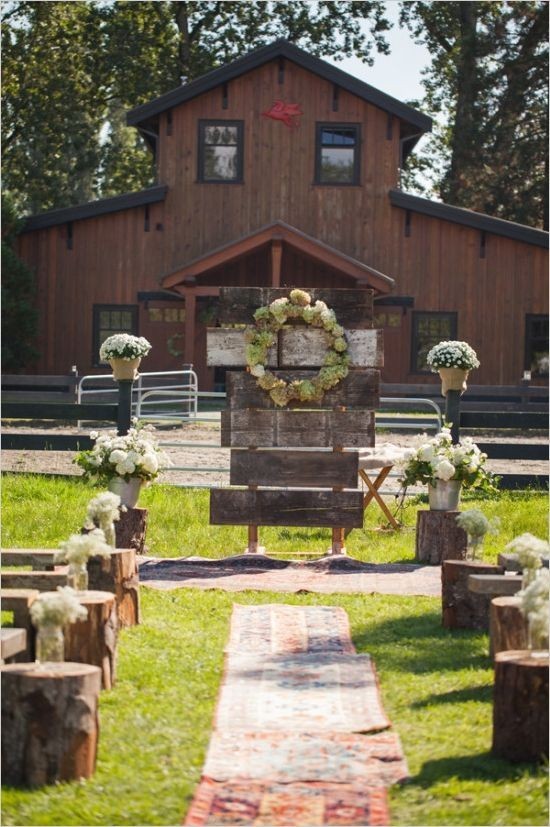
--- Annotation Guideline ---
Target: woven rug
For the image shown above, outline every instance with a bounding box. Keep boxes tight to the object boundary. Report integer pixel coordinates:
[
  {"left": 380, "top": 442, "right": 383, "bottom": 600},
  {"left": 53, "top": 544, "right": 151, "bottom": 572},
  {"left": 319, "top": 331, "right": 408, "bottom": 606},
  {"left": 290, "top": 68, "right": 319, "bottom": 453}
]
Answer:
[
  {"left": 184, "top": 779, "right": 389, "bottom": 826},
  {"left": 184, "top": 604, "right": 406, "bottom": 826}
]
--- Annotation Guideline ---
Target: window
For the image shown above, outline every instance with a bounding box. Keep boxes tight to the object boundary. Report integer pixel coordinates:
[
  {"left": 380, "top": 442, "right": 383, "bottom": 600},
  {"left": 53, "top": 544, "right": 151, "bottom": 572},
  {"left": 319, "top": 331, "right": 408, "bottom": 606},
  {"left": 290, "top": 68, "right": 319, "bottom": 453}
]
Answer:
[
  {"left": 525, "top": 314, "right": 549, "bottom": 378},
  {"left": 198, "top": 120, "right": 243, "bottom": 182},
  {"left": 315, "top": 124, "right": 360, "bottom": 185},
  {"left": 411, "top": 312, "right": 457, "bottom": 373},
  {"left": 93, "top": 305, "right": 138, "bottom": 366}
]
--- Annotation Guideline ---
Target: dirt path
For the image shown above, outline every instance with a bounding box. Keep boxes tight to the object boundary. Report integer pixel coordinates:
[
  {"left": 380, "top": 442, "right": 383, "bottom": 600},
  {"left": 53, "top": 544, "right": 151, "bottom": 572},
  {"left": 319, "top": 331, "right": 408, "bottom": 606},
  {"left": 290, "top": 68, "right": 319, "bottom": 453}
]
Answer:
[{"left": 1, "top": 419, "right": 547, "bottom": 489}]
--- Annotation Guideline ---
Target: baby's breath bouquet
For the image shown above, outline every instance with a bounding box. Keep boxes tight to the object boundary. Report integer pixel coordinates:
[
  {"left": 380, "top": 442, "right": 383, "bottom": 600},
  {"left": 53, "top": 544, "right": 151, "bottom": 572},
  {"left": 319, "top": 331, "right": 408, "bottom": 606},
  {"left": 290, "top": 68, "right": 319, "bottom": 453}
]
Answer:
[
  {"left": 55, "top": 528, "right": 112, "bottom": 591},
  {"left": 455, "top": 509, "right": 500, "bottom": 559},
  {"left": 519, "top": 568, "right": 549, "bottom": 651},
  {"left": 426, "top": 341, "right": 480, "bottom": 371},
  {"left": 85, "top": 491, "right": 125, "bottom": 547},
  {"left": 503, "top": 533, "right": 549, "bottom": 586},
  {"left": 30, "top": 587, "right": 89, "bottom": 663},
  {"left": 99, "top": 334, "right": 151, "bottom": 361},
  {"left": 246, "top": 289, "right": 349, "bottom": 407}
]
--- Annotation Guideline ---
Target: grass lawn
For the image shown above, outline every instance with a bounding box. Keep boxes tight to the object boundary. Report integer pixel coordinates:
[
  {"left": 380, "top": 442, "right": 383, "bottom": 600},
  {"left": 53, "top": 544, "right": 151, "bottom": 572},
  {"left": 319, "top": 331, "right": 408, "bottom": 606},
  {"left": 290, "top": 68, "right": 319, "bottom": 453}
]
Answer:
[{"left": 1, "top": 474, "right": 548, "bottom": 826}]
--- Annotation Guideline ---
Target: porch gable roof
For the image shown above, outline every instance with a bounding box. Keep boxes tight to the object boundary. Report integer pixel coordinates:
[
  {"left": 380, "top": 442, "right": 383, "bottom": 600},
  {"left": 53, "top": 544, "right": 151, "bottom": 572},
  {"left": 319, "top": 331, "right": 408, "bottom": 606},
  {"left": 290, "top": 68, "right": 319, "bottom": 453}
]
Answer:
[{"left": 160, "top": 220, "right": 395, "bottom": 294}]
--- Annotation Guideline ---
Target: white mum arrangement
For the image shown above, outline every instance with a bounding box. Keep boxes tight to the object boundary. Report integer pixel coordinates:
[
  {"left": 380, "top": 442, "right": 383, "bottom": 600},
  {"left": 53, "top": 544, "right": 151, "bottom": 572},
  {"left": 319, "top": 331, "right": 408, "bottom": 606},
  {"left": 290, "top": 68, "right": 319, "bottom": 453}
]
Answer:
[
  {"left": 503, "top": 533, "right": 549, "bottom": 572},
  {"left": 426, "top": 341, "right": 480, "bottom": 371},
  {"left": 519, "top": 569, "right": 549, "bottom": 650},
  {"left": 455, "top": 509, "right": 500, "bottom": 556},
  {"left": 30, "top": 587, "right": 88, "bottom": 629},
  {"left": 245, "top": 289, "right": 349, "bottom": 407},
  {"left": 99, "top": 334, "right": 151, "bottom": 361},
  {"left": 74, "top": 424, "right": 171, "bottom": 483},
  {"left": 397, "top": 427, "right": 496, "bottom": 491},
  {"left": 55, "top": 528, "right": 112, "bottom": 566}
]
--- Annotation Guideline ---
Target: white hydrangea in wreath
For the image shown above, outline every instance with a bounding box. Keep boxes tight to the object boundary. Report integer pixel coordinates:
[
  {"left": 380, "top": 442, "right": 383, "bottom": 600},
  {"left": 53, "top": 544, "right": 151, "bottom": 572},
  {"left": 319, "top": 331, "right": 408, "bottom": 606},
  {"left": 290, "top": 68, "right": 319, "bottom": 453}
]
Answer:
[{"left": 245, "top": 289, "right": 349, "bottom": 407}]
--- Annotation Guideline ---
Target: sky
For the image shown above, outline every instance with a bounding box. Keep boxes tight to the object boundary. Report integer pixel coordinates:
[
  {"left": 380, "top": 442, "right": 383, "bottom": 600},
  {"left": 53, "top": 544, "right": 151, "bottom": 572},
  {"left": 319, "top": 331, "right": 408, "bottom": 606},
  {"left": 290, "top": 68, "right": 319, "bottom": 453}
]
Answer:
[{"left": 324, "top": 2, "right": 430, "bottom": 103}]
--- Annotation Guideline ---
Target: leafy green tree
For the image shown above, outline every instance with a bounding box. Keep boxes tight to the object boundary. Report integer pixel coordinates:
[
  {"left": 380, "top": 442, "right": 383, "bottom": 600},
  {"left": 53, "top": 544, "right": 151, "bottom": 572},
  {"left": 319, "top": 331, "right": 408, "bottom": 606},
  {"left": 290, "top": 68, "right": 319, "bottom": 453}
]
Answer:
[
  {"left": 1, "top": 195, "right": 39, "bottom": 371},
  {"left": 400, "top": 1, "right": 548, "bottom": 229}
]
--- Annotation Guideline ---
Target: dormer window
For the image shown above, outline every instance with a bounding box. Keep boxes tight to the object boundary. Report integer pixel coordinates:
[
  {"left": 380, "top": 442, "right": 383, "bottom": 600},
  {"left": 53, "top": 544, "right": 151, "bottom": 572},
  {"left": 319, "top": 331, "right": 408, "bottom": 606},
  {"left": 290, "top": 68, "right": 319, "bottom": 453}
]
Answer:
[
  {"left": 198, "top": 120, "right": 243, "bottom": 183},
  {"left": 315, "top": 123, "right": 360, "bottom": 185}
]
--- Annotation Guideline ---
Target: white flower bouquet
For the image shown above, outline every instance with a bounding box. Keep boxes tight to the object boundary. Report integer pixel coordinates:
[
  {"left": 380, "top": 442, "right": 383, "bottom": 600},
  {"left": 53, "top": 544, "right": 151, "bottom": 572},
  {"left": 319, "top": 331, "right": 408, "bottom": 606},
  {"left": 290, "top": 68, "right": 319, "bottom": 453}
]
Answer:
[
  {"left": 30, "top": 587, "right": 88, "bottom": 629},
  {"left": 397, "top": 428, "right": 497, "bottom": 492},
  {"left": 426, "top": 341, "right": 480, "bottom": 371},
  {"left": 55, "top": 528, "right": 112, "bottom": 566},
  {"left": 503, "top": 533, "right": 549, "bottom": 571},
  {"left": 99, "top": 334, "right": 151, "bottom": 362},
  {"left": 84, "top": 492, "right": 125, "bottom": 545},
  {"left": 519, "top": 568, "right": 549, "bottom": 650},
  {"left": 74, "top": 424, "right": 171, "bottom": 483},
  {"left": 455, "top": 509, "right": 500, "bottom": 557}
]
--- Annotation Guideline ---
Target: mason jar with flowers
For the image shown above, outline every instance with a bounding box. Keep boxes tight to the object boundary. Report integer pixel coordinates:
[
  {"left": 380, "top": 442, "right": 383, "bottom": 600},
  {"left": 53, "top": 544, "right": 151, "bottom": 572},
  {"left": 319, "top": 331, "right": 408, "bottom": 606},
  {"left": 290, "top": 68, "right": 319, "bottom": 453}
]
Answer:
[
  {"left": 74, "top": 424, "right": 171, "bottom": 507},
  {"left": 397, "top": 427, "right": 497, "bottom": 510},
  {"left": 426, "top": 340, "right": 480, "bottom": 396},
  {"left": 30, "top": 587, "right": 88, "bottom": 664},
  {"left": 455, "top": 509, "right": 500, "bottom": 559},
  {"left": 518, "top": 568, "right": 549, "bottom": 652},
  {"left": 99, "top": 334, "right": 152, "bottom": 381},
  {"left": 55, "top": 528, "right": 112, "bottom": 592}
]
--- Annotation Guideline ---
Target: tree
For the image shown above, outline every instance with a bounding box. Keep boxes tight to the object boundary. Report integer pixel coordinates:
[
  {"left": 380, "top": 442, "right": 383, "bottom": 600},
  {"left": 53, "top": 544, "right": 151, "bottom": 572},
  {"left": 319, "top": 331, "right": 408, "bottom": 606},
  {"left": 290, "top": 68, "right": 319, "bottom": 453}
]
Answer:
[
  {"left": 400, "top": 1, "right": 549, "bottom": 229},
  {"left": 1, "top": 194, "right": 39, "bottom": 372},
  {"left": 2, "top": 1, "right": 392, "bottom": 213}
]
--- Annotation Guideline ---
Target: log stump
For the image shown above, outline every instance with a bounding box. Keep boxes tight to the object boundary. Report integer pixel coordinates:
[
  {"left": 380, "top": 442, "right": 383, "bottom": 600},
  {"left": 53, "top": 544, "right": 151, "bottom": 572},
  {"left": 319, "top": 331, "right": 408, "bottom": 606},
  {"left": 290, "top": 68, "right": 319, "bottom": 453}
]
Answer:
[
  {"left": 62, "top": 591, "right": 118, "bottom": 690},
  {"left": 88, "top": 548, "right": 140, "bottom": 627},
  {"left": 416, "top": 510, "right": 467, "bottom": 565},
  {"left": 1, "top": 661, "right": 101, "bottom": 786},
  {"left": 490, "top": 597, "right": 528, "bottom": 659},
  {"left": 442, "top": 560, "right": 503, "bottom": 630},
  {"left": 115, "top": 507, "right": 148, "bottom": 554},
  {"left": 492, "top": 650, "right": 549, "bottom": 762}
]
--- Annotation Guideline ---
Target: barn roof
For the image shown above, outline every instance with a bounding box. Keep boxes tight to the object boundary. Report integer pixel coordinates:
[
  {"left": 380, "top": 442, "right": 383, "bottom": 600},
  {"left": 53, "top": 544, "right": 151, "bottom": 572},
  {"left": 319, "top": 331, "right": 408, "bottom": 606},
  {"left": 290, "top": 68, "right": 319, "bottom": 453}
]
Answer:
[
  {"left": 21, "top": 185, "right": 168, "bottom": 233},
  {"left": 389, "top": 190, "right": 549, "bottom": 249},
  {"left": 126, "top": 38, "right": 432, "bottom": 153}
]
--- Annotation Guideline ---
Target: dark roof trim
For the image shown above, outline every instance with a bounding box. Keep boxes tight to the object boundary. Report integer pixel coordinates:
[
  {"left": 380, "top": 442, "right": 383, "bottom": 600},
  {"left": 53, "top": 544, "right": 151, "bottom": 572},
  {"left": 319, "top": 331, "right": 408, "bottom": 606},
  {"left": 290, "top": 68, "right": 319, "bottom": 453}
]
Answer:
[
  {"left": 127, "top": 39, "right": 432, "bottom": 138},
  {"left": 389, "top": 189, "right": 549, "bottom": 249},
  {"left": 22, "top": 185, "right": 168, "bottom": 233}
]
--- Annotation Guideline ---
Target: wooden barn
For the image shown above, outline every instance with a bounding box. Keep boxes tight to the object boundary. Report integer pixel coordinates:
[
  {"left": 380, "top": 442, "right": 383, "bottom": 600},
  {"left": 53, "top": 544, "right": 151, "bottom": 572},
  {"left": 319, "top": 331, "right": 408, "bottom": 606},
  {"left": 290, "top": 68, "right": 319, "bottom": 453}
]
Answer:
[{"left": 17, "top": 39, "right": 549, "bottom": 390}]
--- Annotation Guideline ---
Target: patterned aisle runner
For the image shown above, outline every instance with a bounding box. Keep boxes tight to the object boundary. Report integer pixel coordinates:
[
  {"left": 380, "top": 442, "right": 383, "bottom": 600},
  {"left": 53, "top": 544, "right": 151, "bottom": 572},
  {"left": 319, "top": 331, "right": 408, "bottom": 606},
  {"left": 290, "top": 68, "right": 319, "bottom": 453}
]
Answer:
[{"left": 184, "top": 604, "right": 408, "bottom": 827}]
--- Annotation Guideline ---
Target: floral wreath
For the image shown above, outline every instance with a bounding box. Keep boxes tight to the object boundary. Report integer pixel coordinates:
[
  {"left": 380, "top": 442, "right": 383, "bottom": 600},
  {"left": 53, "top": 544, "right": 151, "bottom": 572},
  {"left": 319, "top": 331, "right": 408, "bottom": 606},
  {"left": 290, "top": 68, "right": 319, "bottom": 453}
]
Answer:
[{"left": 245, "top": 289, "right": 349, "bottom": 407}]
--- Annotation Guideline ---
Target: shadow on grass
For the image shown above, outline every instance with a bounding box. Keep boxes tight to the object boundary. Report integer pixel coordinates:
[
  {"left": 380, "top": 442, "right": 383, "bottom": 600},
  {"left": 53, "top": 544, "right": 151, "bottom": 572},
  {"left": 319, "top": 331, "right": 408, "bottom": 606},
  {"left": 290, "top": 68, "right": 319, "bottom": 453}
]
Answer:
[
  {"left": 408, "top": 751, "right": 546, "bottom": 787},
  {"left": 410, "top": 684, "right": 492, "bottom": 708},
  {"left": 353, "top": 609, "right": 491, "bottom": 674}
]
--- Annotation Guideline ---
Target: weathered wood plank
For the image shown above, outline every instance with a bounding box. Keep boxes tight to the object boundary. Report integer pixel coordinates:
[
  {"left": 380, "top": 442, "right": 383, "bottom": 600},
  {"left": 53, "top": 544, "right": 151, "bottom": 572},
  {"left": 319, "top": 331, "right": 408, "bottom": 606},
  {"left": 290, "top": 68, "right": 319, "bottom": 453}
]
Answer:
[
  {"left": 217, "top": 287, "right": 373, "bottom": 326},
  {"left": 221, "top": 409, "right": 375, "bottom": 448},
  {"left": 1, "top": 434, "right": 94, "bottom": 452},
  {"left": 0, "top": 572, "right": 67, "bottom": 591},
  {"left": 210, "top": 488, "right": 364, "bottom": 527},
  {"left": 226, "top": 370, "right": 379, "bottom": 409},
  {"left": 230, "top": 449, "right": 359, "bottom": 488},
  {"left": 1, "top": 549, "right": 56, "bottom": 570},
  {"left": 1, "top": 402, "right": 118, "bottom": 422},
  {"left": 1, "top": 628, "right": 27, "bottom": 661},
  {"left": 207, "top": 328, "right": 383, "bottom": 368}
]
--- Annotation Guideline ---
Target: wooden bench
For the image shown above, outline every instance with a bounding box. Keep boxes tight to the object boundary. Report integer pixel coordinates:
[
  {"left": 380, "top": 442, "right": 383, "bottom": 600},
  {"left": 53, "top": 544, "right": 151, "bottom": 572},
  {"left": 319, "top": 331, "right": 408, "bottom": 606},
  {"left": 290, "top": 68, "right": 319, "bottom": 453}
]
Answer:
[
  {"left": 1, "top": 629, "right": 27, "bottom": 662},
  {"left": 2, "top": 549, "right": 57, "bottom": 570},
  {"left": 1, "top": 571, "right": 68, "bottom": 591},
  {"left": 468, "top": 573, "right": 523, "bottom": 597},
  {"left": 498, "top": 551, "right": 549, "bottom": 572},
  {"left": 1, "top": 589, "right": 39, "bottom": 660}
]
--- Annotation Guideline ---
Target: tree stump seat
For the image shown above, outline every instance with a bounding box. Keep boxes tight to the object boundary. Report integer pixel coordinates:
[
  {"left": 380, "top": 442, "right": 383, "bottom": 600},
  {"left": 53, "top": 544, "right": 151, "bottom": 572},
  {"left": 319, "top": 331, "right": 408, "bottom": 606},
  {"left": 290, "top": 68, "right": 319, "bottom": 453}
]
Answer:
[
  {"left": 415, "top": 510, "right": 467, "bottom": 565},
  {"left": 115, "top": 507, "right": 148, "bottom": 555},
  {"left": 442, "top": 560, "right": 504, "bottom": 630},
  {"left": 88, "top": 548, "right": 140, "bottom": 627},
  {"left": 492, "top": 650, "right": 549, "bottom": 762},
  {"left": 1, "top": 661, "right": 101, "bottom": 786},
  {"left": 490, "top": 596, "right": 528, "bottom": 660},
  {"left": 61, "top": 590, "right": 118, "bottom": 690}
]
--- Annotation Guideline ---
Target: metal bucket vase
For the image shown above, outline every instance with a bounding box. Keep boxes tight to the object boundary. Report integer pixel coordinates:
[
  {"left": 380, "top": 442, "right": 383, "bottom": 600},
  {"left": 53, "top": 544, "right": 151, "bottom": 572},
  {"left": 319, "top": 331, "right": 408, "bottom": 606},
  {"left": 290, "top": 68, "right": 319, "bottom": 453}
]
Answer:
[
  {"left": 438, "top": 367, "right": 469, "bottom": 396},
  {"left": 108, "top": 357, "right": 141, "bottom": 381},
  {"left": 108, "top": 476, "right": 143, "bottom": 508},
  {"left": 428, "top": 480, "right": 462, "bottom": 511}
]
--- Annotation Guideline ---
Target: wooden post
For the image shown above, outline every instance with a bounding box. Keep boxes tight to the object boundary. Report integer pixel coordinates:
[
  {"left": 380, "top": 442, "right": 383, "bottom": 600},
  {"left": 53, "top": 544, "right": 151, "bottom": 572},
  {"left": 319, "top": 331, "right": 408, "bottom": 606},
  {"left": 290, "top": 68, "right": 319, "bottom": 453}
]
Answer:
[
  {"left": 1, "top": 662, "right": 101, "bottom": 786},
  {"left": 415, "top": 510, "right": 467, "bottom": 564},
  {"left": 117, "top": 379, "right": 133, "bottom": 436},
  {"left": 270, "top": 239, "right": 283, "bottom": 287},
  {"left": 492, "top": 650, "right": 549, "bottom": 762},
  {"left": 330, "top": 411, "right": 346, "bottom": 556},
  {"left": 445, "top": 389, "right": 461, "bottom": 444},
  {"left": 490, "top": 596, "right": 528, "bottom": 660},
  {"left": 441, "top": 560, "right": 503, "bottom": 630},
  {"left": 244, "top": 448, "right": 265, "bottom": 554},
  {"left": 183, "top": 286, "right": 196, "bottom": 368}
]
